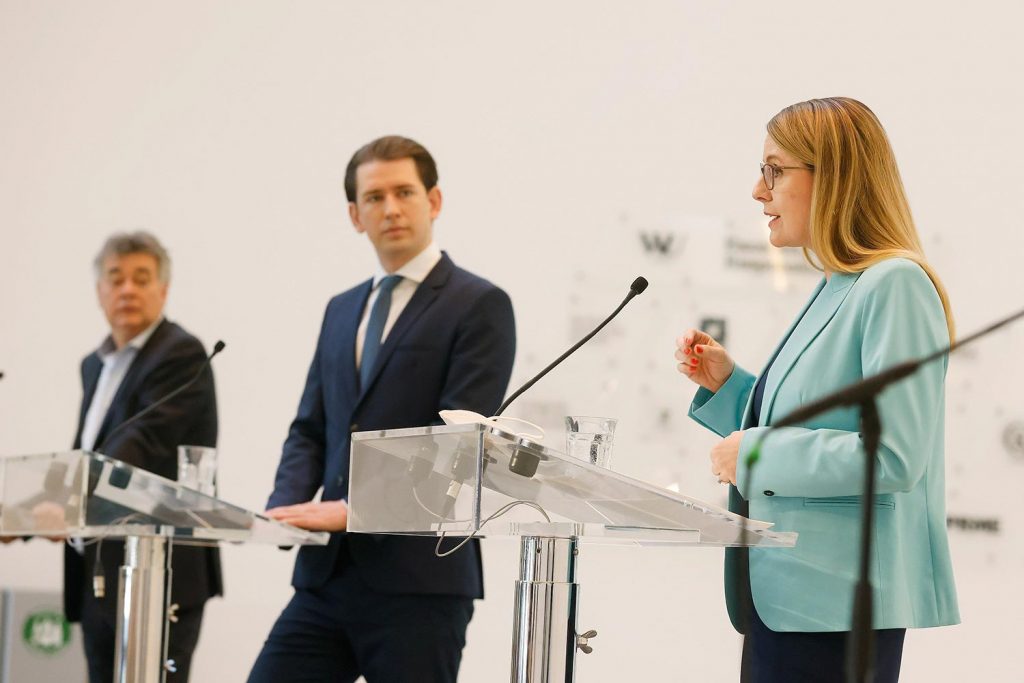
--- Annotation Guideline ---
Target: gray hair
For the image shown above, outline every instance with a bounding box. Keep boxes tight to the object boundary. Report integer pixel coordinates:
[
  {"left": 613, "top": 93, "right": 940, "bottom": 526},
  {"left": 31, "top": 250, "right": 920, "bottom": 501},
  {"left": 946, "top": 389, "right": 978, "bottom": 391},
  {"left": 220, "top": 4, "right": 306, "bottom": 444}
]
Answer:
[{"left": 93, "top": 231, "right": 172, "bottom": 283}]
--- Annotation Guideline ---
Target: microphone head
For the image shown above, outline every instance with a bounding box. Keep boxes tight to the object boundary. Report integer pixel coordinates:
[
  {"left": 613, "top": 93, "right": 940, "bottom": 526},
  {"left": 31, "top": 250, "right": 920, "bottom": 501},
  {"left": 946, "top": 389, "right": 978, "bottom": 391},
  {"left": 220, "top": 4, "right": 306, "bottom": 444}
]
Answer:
[
  {"left": 213, "top": 340, "right": 226, "bottom": 354},
  {"left": 630, "top": 277, "right": 649, "bottom": 295}
]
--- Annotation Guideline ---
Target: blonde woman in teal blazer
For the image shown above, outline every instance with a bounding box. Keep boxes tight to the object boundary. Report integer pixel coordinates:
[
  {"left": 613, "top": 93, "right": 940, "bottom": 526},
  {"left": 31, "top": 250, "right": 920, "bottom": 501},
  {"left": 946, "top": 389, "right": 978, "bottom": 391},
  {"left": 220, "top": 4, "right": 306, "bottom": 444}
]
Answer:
[{"left": 677, "top": 98, "right": 959, "bottom": 682}]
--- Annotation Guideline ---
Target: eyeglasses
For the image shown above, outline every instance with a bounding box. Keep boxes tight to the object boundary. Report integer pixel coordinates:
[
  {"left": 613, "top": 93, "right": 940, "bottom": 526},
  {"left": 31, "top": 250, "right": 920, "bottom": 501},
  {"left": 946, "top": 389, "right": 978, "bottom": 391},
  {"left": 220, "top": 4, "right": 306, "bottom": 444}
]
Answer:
[{"left": 760, "top": 162, "right": 813, "bottom": 191}]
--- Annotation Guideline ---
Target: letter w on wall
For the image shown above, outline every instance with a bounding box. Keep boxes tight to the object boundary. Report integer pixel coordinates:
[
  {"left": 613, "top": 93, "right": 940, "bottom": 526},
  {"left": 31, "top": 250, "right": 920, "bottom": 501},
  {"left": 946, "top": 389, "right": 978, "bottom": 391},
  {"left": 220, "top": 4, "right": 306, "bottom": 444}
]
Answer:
[{"left": 639, "top": 232, "right": 675, "bottom": 255}]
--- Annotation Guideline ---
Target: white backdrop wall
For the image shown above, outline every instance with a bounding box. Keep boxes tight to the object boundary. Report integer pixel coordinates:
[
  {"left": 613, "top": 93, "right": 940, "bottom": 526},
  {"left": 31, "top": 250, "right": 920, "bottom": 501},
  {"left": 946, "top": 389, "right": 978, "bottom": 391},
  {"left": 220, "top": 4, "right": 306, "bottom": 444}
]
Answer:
[{"left": 2, "top": 2, "right": 1023, "bottom": 681}]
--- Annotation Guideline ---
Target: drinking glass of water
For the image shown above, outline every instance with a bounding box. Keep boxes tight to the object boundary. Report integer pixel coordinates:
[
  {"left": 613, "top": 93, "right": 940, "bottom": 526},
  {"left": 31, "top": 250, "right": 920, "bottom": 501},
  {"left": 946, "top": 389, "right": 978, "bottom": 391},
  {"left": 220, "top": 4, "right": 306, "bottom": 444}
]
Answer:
[
  {"left": 177, "top": 445, "right": 218, "bottom": 496},
  {"left": 564, "top": 416, "right": 617, "bottom": 468}
]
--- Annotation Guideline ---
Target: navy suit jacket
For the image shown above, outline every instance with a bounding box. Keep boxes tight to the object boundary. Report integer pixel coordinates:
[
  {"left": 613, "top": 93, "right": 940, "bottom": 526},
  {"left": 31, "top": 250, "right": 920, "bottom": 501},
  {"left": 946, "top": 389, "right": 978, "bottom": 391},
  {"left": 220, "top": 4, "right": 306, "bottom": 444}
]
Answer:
[
  {"left": 64, "top": 319, "right": 223, "bottom": 621},
  {"left": 268, "top": 253, "right": 516, "bottom": 597}
]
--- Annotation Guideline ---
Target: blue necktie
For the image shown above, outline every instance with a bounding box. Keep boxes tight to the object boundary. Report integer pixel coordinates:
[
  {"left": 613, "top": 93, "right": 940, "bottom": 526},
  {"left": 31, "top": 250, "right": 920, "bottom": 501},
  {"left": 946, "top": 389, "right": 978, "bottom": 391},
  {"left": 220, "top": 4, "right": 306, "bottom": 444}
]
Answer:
[{"left": 360, "top": 275, "right": 402, "bottom": 389}]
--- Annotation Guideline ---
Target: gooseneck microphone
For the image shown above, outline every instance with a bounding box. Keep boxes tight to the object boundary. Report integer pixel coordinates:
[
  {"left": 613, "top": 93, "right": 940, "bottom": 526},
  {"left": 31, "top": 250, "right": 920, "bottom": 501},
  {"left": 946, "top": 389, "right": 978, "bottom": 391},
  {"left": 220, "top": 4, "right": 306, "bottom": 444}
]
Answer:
[
  {"left": 494, "top": 277, "right": 648, "bottom": 417},
  {"left": 762, "top": 304, "right": 1024, "bottom": 432},
  {"left": 95, "top": 340, "right": 226, "bottom": 453},
  {"left": 742, "top": 304, "right": 1024, "bottom": 683}
]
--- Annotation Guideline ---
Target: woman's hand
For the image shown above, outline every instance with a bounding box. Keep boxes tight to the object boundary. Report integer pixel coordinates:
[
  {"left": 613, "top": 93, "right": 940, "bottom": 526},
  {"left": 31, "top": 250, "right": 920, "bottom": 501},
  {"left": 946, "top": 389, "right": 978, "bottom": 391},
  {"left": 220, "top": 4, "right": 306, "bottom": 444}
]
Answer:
[
  {"left": 710, "top": 431, "right": 743, "bottom": 485},
  {"left": 266, "top": 500, "right": 349, "bottom": 532},
  {"left": 675, "top": 328, "right": 735, "bottom": 393}
]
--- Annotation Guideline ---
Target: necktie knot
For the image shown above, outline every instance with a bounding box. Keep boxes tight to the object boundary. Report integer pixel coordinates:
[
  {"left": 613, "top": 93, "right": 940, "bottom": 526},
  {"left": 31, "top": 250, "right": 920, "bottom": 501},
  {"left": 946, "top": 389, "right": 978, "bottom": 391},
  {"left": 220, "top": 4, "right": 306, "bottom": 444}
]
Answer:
[
  {"left": 378, "top": 274, "right": 402, "bottom": 294},
  {"left": 360, "top": 275, "right": 404, "bottom": 390}
]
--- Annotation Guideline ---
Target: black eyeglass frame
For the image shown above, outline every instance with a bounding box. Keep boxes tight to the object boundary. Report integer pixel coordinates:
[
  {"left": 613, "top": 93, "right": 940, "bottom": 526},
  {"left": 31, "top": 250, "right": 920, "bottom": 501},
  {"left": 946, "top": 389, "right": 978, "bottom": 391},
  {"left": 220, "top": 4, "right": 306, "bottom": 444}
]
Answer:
[{"left": 760, "top": 161, "right": 813, "bottom": 190}]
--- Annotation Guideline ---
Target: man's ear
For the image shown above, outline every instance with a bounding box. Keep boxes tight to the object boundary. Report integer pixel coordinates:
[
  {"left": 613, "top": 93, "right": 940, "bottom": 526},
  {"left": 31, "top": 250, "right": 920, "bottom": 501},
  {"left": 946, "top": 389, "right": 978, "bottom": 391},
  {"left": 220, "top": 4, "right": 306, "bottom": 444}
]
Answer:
[
  {"left": 428, "top": 187, "right": 442, "bottom": 221},
  {"left": 349, "top": 202, "right": 365, "bottom": 233}
]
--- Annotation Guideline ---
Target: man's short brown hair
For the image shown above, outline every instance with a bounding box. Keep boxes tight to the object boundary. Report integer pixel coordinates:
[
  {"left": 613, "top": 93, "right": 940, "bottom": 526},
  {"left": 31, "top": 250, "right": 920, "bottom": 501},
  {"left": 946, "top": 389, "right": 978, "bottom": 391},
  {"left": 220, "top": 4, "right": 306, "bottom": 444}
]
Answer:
[{"left": 344, "top": 136, "right": 438, "bottom": 202}]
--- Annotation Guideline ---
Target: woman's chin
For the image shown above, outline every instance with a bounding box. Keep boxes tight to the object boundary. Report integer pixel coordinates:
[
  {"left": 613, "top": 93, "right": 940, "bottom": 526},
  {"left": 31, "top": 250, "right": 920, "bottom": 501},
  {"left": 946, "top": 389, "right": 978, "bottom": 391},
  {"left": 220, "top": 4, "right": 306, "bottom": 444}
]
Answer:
[{"left": 767, "top": 229, "right": 804, "bottom": 250}]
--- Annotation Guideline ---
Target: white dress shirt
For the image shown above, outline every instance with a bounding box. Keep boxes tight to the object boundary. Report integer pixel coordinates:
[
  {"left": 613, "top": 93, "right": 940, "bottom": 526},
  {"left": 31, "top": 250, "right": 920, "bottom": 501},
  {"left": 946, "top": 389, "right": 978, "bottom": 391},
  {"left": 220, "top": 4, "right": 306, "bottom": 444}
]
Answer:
[
  {"left": 79, "top": 318, "right": 163, "bottom": 451},
  {"left": 355, "top": 242, "right": 442, "bottom": 370}
]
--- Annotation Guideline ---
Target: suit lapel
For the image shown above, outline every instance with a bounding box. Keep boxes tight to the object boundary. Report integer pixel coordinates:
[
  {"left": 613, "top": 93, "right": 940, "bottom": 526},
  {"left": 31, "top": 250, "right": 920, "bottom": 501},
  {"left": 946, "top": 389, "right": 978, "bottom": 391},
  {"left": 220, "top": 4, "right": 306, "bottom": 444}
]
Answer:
[
  {"left": 75, "top": 356, "right": 103, "bottom": 448},
  {"left": 747, "top": 272, "right": 859, "bottom": 427},
  {"left": 357, "top": 255, "right": 453, "bottom": 402},
  {"left": 341, "top": 280, "right": 373, "bottom": 401},
  {"left": 93, "top": 319, "right": 170, "bottom": 446}
]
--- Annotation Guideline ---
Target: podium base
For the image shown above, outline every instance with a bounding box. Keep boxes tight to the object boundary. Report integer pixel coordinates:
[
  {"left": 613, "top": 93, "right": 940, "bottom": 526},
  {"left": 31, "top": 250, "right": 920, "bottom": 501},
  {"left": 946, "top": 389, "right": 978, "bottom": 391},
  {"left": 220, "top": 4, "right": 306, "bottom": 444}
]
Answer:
[
  {"left": 115, "top": 536, "right": 172, "bottom": 683},
  {"left": 511, "top": 536, "right": 591, "bottom": 682}
]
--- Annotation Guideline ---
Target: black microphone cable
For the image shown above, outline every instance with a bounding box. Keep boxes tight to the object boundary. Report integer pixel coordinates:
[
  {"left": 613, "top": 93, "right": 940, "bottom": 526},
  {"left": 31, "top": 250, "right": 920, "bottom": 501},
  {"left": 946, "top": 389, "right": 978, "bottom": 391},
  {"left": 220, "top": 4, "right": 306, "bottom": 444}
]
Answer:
[
  {"left": 494, "top": 277, "right": 648, "bottom": 416},
  {"left": 95, "top": 340, "right": 226, "bottom": 454}
]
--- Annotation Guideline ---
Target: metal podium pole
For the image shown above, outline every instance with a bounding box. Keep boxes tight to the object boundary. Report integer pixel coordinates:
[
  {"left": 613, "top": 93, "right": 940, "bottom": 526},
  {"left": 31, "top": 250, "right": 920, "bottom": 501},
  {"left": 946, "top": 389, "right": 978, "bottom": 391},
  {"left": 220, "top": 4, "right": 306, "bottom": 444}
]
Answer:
[
  {"left": 510, "top": 536, "right": 595, "bottom": 682},
  {"left": 115, "top": 536, "right": 172, "bottom": 683}
]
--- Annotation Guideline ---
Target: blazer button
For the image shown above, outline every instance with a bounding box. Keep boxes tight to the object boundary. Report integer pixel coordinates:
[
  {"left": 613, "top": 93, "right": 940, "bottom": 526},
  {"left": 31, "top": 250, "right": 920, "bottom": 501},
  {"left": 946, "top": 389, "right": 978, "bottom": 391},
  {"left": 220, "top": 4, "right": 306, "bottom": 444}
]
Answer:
[
  {"left": 349, "top": 423, "right": 359, "bottom": 433},
  {"left": 763, "top": 490, "right": 775, "bottom": 497},
  {"left": 336, "top": 475, "right": 345, "bottom": 487}
]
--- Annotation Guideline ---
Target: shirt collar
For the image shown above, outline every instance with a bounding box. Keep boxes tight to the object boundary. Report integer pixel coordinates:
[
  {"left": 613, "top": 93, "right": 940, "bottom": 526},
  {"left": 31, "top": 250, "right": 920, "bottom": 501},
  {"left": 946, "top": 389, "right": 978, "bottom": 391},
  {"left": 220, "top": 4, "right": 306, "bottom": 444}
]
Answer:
[
  {"left": 372, "top": 242, "right": 442, "bottom": 289},
  {"left": 97, "top": 317, "right": 164, "bottom": 360}
]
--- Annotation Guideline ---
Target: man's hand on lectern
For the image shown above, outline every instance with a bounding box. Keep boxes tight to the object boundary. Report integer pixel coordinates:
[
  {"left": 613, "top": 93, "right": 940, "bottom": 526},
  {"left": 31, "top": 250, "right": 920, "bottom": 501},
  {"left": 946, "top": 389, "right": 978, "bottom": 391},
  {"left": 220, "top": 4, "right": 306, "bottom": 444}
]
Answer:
[{"left": 266, "top": 500, "right": 349, "bottom": 532}]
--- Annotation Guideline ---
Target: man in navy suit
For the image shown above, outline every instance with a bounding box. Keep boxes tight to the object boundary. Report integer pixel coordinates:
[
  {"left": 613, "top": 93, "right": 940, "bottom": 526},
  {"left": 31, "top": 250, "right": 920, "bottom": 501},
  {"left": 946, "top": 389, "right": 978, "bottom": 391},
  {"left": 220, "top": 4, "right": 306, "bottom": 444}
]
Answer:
[
  {"left": 247, "top": 136, "right": 516, "bottom": 683},
  {"left": 67, "top": 231, "right": 221, "bottom": 683}
]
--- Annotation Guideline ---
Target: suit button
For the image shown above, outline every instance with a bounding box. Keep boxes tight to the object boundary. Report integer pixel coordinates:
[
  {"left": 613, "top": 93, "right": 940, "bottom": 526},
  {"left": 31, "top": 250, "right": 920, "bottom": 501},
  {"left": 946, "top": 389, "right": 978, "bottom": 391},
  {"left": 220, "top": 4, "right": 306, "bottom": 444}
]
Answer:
[
  {"left": 349, "top": 423, "right": 359, "bottom": 433},
  {"left": 336, "top": 475, "right": 345, "bottom": 487},
  {"left": 764, "top": 490, "right": 775, "bottom": 497}
]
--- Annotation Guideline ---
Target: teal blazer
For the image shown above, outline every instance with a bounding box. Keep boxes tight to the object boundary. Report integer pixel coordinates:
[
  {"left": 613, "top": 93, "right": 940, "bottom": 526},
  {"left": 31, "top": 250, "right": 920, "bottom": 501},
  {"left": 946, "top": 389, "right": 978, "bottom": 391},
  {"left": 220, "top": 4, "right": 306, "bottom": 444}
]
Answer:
[{"left": 689, "top": 258, "right": 960, "bottom": 632}]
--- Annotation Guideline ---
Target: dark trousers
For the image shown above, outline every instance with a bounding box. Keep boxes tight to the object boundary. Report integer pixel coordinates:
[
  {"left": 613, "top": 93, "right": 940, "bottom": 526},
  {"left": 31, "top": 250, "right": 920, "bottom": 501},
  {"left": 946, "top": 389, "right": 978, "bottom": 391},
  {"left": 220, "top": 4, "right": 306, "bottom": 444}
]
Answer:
[
  {"left": 80, "top": 593, "right": 205, "bottom": 683},
  {"left": 247, "top": 567, "right": 474, "bottom": 683},
  {"left": 741, "top": 604, "right": 906, "bottom": 683}
]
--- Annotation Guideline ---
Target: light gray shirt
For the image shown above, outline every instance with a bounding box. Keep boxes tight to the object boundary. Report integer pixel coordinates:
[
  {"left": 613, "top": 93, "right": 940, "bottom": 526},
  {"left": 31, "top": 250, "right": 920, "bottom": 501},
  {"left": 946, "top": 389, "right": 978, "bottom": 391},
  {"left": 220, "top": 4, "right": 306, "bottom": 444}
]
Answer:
[{"left": 79, "top": 318, "right": 163, "bottom": 451}]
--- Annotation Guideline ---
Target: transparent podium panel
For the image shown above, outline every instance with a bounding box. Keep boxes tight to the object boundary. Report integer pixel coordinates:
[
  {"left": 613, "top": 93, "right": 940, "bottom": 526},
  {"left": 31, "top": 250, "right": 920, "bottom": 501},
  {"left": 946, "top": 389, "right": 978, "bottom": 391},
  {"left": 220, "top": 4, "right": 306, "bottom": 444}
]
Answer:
[
  {"left": 349, "top": 424, "right": 796, "bottom": 548},
  {"left": 0, "top": 451, "right": 327, "bottom": 546}
]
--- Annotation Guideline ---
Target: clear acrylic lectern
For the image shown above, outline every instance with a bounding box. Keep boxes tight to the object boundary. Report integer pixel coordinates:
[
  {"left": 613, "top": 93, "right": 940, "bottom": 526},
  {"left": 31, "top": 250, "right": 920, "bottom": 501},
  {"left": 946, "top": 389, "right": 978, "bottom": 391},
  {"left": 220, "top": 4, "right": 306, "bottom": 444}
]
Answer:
[
  {"left": 0, "top": 451, "right": 328, "bottom": 683},
  {"left": 348, "top": 424, "right": 797, "bottom": 683}
]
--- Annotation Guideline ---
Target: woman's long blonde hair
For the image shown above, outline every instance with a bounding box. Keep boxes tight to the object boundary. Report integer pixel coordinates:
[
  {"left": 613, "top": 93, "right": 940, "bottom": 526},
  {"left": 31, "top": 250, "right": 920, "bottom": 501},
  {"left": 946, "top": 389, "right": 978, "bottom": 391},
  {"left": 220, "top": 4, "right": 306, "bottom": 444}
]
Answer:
[{"left": 768, "top": 97, "right": 955, "bottom": 342}]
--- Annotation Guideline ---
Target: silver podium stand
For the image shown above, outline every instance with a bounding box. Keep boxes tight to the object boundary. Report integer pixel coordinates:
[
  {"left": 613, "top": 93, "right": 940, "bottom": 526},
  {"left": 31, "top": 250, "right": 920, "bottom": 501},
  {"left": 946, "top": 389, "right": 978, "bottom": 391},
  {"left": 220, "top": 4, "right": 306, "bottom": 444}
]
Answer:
[
  {"left": 0, "top": 450, "right": 328, "bottom": 683},
  {"left": 348, "top": 424, "right": 797, "bottom": 682}
]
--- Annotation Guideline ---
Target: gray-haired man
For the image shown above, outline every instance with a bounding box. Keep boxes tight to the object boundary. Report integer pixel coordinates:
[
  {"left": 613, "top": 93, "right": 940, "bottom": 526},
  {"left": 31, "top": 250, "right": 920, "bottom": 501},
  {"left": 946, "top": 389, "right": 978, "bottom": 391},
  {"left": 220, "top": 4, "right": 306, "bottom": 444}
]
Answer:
[{"left": 65, "top": 231, "right": 222, "bottom": 682}]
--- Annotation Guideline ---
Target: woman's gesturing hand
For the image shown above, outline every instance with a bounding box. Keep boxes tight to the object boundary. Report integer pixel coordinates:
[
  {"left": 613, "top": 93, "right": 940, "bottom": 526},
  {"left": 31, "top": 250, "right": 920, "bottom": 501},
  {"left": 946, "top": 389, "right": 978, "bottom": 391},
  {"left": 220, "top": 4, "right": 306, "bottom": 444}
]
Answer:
[{"left": 675, "top": 328, "right": 735, "bottom": 393}]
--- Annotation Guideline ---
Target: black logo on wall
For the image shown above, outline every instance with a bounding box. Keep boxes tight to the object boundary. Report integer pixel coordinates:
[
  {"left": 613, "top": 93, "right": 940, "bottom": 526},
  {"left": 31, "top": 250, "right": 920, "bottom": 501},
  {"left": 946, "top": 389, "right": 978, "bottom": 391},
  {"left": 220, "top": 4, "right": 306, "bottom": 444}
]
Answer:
[
  {"left": 639, "top": 232, "right": 683, "bottom": 256},
  {"left": 1002, "top": 421, "right": 1024, "bottom": 460},
  {"left": 700, "top": 318, "right": 728, "bottom": 348},
  {"left": 724, "top": 236, "right": 815, "bottom": 274},
  {"left": 946, "top": 515, "right": 1000, "bottom": 534}
]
